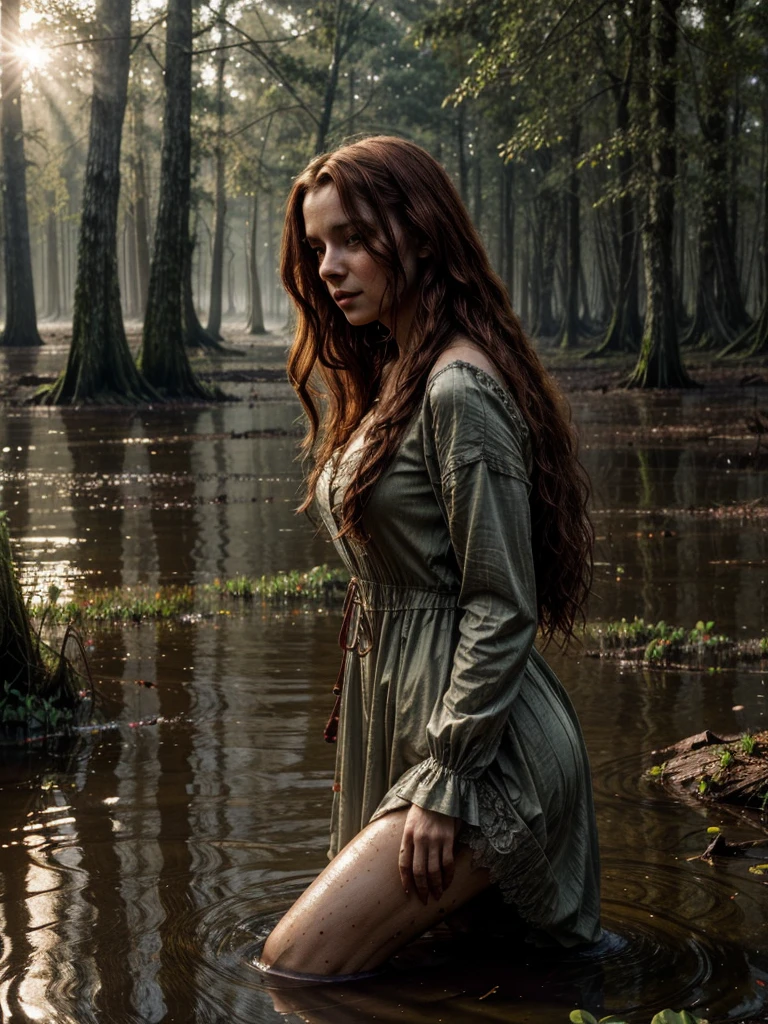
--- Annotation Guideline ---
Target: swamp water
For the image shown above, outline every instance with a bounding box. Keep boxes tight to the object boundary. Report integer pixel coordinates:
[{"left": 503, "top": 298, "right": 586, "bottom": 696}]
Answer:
[{"left": 0, "top": 336, "right": 767, "bottom": 1023}]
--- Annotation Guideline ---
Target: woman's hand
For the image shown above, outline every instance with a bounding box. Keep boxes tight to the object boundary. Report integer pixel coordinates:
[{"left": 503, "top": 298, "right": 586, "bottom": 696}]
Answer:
[{"left": 398, "top": 804, "right": 459, "bottom": 904}]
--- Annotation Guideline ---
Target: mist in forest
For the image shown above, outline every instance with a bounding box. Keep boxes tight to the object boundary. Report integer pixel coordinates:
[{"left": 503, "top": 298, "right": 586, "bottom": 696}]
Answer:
[{"left": 1, "top": 0, "right": 767, "bottom": 394}]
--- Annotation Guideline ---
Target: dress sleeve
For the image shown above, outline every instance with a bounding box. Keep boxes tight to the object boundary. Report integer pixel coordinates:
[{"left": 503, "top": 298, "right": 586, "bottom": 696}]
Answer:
[{"left": 393, "top": 364, "right": 538, "bottom": 825}]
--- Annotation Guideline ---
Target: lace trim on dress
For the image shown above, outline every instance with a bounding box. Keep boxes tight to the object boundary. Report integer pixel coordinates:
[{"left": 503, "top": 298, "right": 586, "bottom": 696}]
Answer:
[
  {"left": 459, "top": 777, "right": 561, "bottom": 932},
  {"left": 391, "top": 756, "right": 561, "bottom": 932}
]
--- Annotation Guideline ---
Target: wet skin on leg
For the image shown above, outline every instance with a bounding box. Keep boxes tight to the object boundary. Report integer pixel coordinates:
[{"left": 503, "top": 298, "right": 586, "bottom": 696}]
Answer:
[{"left": 260, "top": 807, "right": 491, "bottom": 976}]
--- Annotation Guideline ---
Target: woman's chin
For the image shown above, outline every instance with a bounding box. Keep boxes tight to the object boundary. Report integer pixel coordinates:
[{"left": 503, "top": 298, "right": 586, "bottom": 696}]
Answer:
[{"left": 338, "top": 305, "right": 382, "bottom": 327}]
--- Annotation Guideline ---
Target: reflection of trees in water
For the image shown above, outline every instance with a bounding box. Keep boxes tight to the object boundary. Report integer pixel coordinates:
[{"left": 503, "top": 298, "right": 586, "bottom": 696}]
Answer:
[
  {"left": 0, "top": 740, "right": 101, "bottom": 1022},
  {"left": 155, "top": 621, "right": 197, "bottom": 1022},
  {"left": 200, "top": 405, "right": 230, "bottom": 581},
  {"left": 111, "top": 624, "right": 166, "bottom": 1021},
  {"left": 141, "top": 410, "right": 200, "bottom": 587},
  {"left": 0, "top": 409, "right": 33, "bottom": 546},
  {"left": 72, "top": 729, "right": 136, "bottom": 1021},
  {"left": 635, "top": 444, "right": 682, "bottom": 624},
  {"left": 61, "top": 408, "right": 132, "bottom": 591},
  {"left": 0, "top": 791, "right": 35, "bottom": 1018}
]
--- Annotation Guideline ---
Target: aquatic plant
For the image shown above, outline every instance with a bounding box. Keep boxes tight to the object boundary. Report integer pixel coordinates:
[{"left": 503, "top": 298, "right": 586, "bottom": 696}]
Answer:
[
  {"left": 588, "top": 615, "right": 767, "bottom": 669},
  {"left": 30, "top": 584, "right": 198, "bottom": 625},
  {"left": 0, "top": 513, "right": 87, "bottom": 733},
  {"left": 26, "top": 565, "right": 350, "bottom": 626},
  {"left": 570, "top": 1009, "right": 705, "bottom": 1024},
  {"left": 208, "top": 565, "right": 347, "bottom": 603}
]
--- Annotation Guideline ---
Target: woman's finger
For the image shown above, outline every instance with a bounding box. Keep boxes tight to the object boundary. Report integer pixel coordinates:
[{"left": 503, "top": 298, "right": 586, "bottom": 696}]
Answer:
[
  {"left": 398, "top": 831, "right": 414, "bottom": 895},
  {"left": 411, "top": 838, "right": 429, "bottom": 905},
  {"left": 441, "top": 834, "right": 455, "bottom": 892},
  {"left": 427, "top": 841, "right": 443, "bottom": 901}
]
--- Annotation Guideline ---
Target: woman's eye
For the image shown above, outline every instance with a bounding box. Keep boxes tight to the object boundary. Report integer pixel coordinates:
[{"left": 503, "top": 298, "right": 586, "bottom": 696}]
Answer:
[
  {"left": 312, "top": 247, "right": 324, "bottom": 260},
  {"left": 347, "top": 234, "right": 361, "bottom": 246}
]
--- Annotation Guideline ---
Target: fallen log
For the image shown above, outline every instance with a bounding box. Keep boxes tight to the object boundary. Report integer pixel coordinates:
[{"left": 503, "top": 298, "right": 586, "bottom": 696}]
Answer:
[{"left": 650, "top": 730, "right": 768, "bottom": 811}]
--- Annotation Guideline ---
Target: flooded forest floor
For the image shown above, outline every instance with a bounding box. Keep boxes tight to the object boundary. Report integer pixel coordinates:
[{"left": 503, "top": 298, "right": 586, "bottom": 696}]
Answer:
[{"left": 1, "top": 323, "right": 768, "bottom": 1023}]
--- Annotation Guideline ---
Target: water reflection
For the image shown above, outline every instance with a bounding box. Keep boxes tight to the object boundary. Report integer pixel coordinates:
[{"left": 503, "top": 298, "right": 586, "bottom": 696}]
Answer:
[
  {"left": 0, "top": 355, "right": 767, "bottom": 1021},
  {"left": 61, "top": 408, "right": 131, "bottom": 590}
]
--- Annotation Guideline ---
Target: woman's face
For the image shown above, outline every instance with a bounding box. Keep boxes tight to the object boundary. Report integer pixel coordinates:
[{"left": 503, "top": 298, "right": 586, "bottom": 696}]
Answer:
[{"left": 302, "top": 183, "right": 420, "bottom": 330}]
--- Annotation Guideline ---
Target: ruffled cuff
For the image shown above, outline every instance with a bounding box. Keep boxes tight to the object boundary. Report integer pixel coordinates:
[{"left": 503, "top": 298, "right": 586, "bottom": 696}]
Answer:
[{"left": 390, "top": 756, "right": 481, "bottom": 825}]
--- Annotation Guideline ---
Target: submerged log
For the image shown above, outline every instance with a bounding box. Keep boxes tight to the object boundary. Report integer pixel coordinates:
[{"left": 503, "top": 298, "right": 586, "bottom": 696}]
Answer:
[{"left": 651, "top": 729, "right": 768, "bottom": 811}]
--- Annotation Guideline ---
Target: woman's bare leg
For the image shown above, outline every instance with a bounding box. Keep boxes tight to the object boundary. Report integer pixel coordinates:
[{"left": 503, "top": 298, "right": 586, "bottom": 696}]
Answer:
[{"left": 260, "top": 809, "right": 491, "bottom": 976}]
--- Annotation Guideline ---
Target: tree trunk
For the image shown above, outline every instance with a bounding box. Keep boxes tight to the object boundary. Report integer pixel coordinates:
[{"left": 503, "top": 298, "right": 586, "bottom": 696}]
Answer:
[
  {"left": 348, "top": 66, "right": 355, "bottom": 135},
  {"left": 205, "top": 32, "right": 227, "bottom": 340},
  {"left": 0, "top": 0, "right": 42, "bottom": 346},
  {"left": 722, "top": 96, "right": 768, "bottom": 357},
  {"left": 45, "top": 198, "right": 61, "bottom": 320},
  {"left": 225, "top": 231, "right": 236, "bottom": 317},
  {"left": 123, "top": 208, "right": 140, "bottom": 318},
  {"left": 34, "top": 0, "right": 158, "bottom": 405},
  {"left": 589, "top": 67, "right": 642, "bottom": 356},
  {"left": 266, "top": 192, "right": 276, "bottom": 316},
  {"left": 592, "top": 206, "right": 616, "bottom": 327},
  {"left": 520, "top": 214, "right": 530, "bottom": 329},
  {"left": 499, "top": 162, "right": 514, "bottom": 303},
  {"left": 684, "top": 0, "right": 750, "bottom": 350},
  {"left": 456, "top": 105, "right": 469, "bottom": 205},
  {"left": 183, "top": 218, "right": 222, "bottom": 349},
  {"left": 472, "top": 135, "right": 482, "bottom": 229},
  {"left": 0, "top": 210, "right": 5, "bottom": 320},
  {"left": 315, "top": 10, "right": 342, "bottom": 154},
  {"left": 246, "top": 192, "right": 266, "bottom": 334},
  {"left": 131, "top": 96, "right": 151, "bottom": 318},
  {"left": 624, "top": 0, "right": 694, "bottom": 388},
  {"left": 139, "top": 0, "right": 214, "bottom": 398},
  {"left": 531, "top": 181, "right": 559, "bottom": 336},
  {"left": 556, "top": 120, "right": 582, "bottom": 350},
  {"left": 0, "top": 513, "right": 81, "bottom": 720}
]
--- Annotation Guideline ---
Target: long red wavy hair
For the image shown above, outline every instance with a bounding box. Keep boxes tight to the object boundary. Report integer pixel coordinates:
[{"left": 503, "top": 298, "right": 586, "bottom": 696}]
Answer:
[{"left": 281, "top": 136, "right": 592, "bottom": 646}]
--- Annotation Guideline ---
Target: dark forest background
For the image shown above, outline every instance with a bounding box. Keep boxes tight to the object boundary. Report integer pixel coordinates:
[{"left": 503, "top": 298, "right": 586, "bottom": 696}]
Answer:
[{"left": 1, "top": 0, "right": 767, "bottom": 398}]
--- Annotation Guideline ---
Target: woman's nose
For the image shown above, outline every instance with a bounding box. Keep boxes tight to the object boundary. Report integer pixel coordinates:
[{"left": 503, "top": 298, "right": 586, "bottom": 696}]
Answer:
[{"left": 318, "top": 247, "right": 344, "bottom": 282}]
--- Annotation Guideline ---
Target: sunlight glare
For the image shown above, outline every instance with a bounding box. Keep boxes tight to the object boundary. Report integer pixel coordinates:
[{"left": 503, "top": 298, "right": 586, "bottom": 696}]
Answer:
[{"left": 14, "top": 43, "right": 50, "bottom": 70}]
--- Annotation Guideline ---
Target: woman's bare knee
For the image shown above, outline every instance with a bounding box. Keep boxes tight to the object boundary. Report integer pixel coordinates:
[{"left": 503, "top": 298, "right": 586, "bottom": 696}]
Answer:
[{"left": 260, "top": 811, "right": 491, "bottom": 976}]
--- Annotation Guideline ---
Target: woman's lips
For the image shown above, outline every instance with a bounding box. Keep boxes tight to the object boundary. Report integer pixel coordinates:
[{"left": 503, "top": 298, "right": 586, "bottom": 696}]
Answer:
[{"left": 333, "top": 290, "right": 361, "bottom": 308}]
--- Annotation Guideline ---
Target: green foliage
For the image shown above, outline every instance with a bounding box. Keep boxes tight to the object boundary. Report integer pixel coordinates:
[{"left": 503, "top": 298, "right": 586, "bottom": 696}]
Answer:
[
  {"left": 588, "top": 616, "right": 760, "bottom": 667},
  {"left": 741, "top": 734, "right": 757, "bottom": 756},
  {"left": 26, "top": 566, "right": 350, "bottom": 626},
  {"left": 569, "top": 1010, "right": 706, "bottom": 1024},
  {"left": 0, "top": 680, "right": 75, "bottom": 731}
]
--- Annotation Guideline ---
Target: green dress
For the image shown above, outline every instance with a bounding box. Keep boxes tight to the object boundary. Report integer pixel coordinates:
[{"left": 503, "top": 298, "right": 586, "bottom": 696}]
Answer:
[{"left": 316, "top": 360, "right": 601, "bottom": 947}]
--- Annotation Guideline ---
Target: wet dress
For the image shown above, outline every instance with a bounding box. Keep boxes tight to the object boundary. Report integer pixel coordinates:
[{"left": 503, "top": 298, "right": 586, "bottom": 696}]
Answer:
[{"left": 316, "top": 360, "right": 601, "bottom": 947}]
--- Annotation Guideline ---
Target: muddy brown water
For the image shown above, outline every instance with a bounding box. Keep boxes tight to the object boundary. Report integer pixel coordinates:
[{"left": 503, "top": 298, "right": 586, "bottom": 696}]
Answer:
[{"left": 1, "top": 334, "right": 768, "bottom": 1023}]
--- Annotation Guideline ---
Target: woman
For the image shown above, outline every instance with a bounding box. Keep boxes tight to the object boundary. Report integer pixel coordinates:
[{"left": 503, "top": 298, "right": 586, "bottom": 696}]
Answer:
[{"left": 260, "top": 136, "right": 600, "bottom": 979}]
